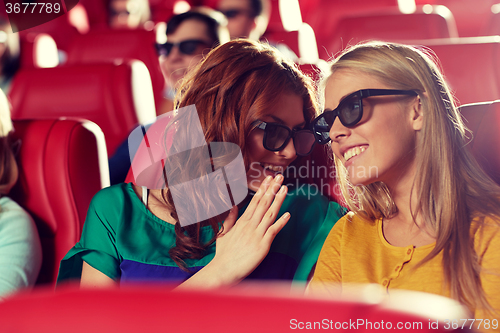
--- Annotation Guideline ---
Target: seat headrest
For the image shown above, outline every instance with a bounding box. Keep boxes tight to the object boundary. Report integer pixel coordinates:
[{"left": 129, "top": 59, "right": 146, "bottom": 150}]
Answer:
[
  {"left": 460, "top": 100, "right": 500, "bottom": 185},
  {"left": 9, "top": 118, "right": 109, "bottom": 285},
  {"left": 8, "top": 62, "right": 156, "bottom": 156}
]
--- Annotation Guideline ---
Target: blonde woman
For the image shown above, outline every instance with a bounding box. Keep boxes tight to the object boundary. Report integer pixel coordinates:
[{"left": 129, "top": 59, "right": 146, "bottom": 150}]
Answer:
[
  {"left": 309, "top": 41, "right": 500, "bottom": 330},
  {"left": 0, "top": 90, "right": 41, "bottom": 299}
]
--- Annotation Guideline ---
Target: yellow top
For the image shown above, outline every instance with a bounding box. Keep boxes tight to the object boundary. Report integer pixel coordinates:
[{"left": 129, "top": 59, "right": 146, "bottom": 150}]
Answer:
[{"left": 310, "top": 212, "right": 500, "bottom": 331}]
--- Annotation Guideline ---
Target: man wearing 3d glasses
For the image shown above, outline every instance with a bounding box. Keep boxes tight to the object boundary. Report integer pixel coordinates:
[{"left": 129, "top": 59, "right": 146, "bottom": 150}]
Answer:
[
  {"left": 156, "top": 8, "right": 230, "bottom": 115},
  {"left": 216, "top": 0, "right": 269, "bottom": 40}
]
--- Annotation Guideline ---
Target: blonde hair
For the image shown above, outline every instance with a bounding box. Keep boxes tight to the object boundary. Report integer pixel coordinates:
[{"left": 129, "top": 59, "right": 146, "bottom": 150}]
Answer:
[{"left": 324, "top": 41, "right": 500, "bottom": 313}]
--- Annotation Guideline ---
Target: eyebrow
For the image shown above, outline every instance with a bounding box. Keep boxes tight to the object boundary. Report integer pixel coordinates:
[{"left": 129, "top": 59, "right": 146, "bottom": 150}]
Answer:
[
  {"left": 339, "top": 90, "right": 357, "bottom": 103},
  {"left": 328, "top": 90, "right": 358, "bottom": 110},
  {"left": 267, "top": 115, "right": 306, "bottom": 129}
]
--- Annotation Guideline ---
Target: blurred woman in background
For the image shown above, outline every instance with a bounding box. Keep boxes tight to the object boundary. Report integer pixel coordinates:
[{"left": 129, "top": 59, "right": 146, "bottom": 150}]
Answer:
[
  {"left": 0, "top": 90, "right": 41, "bottom": 299},
  {"left": 0, "top": 16, "right": 19, "bottom": 94}
]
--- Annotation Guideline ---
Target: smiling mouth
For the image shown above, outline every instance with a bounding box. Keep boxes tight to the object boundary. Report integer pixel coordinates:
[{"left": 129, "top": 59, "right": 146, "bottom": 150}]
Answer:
[{"left": 344, "top": 146, "right": 367, "bottom": 162}]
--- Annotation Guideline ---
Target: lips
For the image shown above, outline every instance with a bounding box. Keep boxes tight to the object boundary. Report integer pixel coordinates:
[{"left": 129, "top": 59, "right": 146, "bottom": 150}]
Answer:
[
  {"left": 261, "top": 163, "right": 285, "bottom": 173},
  {"left": 343, "top": 146, "right": 367, "bottom": 162}
]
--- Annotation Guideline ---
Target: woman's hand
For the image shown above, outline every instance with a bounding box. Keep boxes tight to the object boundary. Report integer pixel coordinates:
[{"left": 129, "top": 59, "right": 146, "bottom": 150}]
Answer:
[
  {"left": 213, "top": 174, "right": 290, "bottom": 282},
  {"left": 177, "top": 174, "right": 290, "bottom": 289}
]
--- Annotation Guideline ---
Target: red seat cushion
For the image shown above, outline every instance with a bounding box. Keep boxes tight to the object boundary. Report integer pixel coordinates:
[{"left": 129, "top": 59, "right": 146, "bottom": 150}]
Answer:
[{"left": 65, "top": 29, "right": 165, "bottom": 111}]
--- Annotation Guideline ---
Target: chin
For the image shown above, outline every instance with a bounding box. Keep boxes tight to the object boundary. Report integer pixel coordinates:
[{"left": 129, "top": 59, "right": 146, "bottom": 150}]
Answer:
[{"left": 346, "top": 163, "right": 380, "bottom": 186}]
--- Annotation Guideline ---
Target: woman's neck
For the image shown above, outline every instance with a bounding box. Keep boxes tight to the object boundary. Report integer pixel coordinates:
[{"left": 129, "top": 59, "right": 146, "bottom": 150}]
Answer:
[{"left": 383, "top": 163, "right": 437, "bottom": 246}]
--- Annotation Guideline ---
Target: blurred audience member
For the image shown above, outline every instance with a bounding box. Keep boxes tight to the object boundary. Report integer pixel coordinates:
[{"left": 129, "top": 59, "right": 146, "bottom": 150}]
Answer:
[
  {"left": 108, "top": 0, "right": 151, "bottom": 29},
  {"left": 216, "top": 0, "right": 296, "bottom": 61},
  {"left": 0, "top": 90, "right": 42, "bottom": 300},
  {"left": 108, "top": 8, "right": 228, "bottom": 184},
  {"left": 0, "top": 17, "right": 19, "bottom": 94},
  {"left": 216, "top": 0, "right": 269, "bottom": 40},
  {"left": 157, "top": 7, "right": 229, "bottom": 115}
]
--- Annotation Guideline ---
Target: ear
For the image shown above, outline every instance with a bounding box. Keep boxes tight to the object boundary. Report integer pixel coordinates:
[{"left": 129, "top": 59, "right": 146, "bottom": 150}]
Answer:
[{"left": 410, "top": 95, "right": 423, "bottom": 131}]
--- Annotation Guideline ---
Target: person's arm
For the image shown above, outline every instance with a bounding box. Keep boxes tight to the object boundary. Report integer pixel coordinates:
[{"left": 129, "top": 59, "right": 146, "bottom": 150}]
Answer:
[
  {"left": 57, "top": 186, "right": 123, "bottom": 286},
  {"left": 474, "top": 220, "right": 500, "bottom": 332},
  {"left": 80, "top": 262, "right": 116, "bottom": 288},
  {"left": 176, "top": 175, "right": 290, "bottom": 289},
  {"left": 0, "top": 199, "right": 42, "bottom": 299}
]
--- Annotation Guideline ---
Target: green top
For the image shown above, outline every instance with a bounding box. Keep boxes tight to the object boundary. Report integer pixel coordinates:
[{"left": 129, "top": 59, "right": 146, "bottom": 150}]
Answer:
[{"left": 57, "top": 183, "right": 345, "bottom": 285}]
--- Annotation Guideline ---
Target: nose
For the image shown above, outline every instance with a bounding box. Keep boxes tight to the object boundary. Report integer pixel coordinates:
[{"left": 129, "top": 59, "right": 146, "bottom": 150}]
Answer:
[
  {"left": 166, "top": 45, "right": 183, "bottom": 62},
  {"left": 277, "top": 138, "right": 297, "bottom": 160},
  {"left": 329, "top": 117, "right": 351, "bottom": 143}
]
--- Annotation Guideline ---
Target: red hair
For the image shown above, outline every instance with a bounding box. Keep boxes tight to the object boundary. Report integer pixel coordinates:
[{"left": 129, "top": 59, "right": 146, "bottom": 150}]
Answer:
[{"left": 164, "top": 40, "right": 318, "bottom": 271}]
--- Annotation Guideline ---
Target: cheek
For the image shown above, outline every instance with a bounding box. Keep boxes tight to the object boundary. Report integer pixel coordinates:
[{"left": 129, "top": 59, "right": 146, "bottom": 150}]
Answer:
[
  {"left": 159, "top": 57, "right": 168, "bottom": 72},
  {"left": 329, "top": 141, "right": 344, "bottom": 162},
  {"left": 246, "top": 132, "right": 265, "bottom": 161},
  {"left": 227, "top": 20, "right": 238, "bottom": 31}
]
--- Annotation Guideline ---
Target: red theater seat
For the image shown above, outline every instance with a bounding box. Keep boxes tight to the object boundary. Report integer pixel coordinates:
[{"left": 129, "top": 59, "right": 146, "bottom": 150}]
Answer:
[
  {"left": 8, "top": 61, "right": 157, "bottom": 156},
  {"left": 459, "top": 100, "right": 500, "bottom": 185},
  {"left": 298, "top": 63, "right": 321, "bottom": 82},
  {"left": 0, "top": 283, "right": 469, "bottom": 332},
  {"left": 435, "top": 0, "right": 497, "bottom": 37},
  {"left": 327, "top": 5, "right": 458, "bottom": 58},
  {"left": 65, "top": 29, "right": 165, "bottom": 111},
  {"left": 482, "top": 3, "right": 500, "bottom": 36},
  {"left": 79, "top": 0, "right": 108, "bottom": 30},
  {"left": 262, "top": 30, "right": 300, "bottom": 59},
  {"left": 19, "top": 33, "right": 59, "bottom": 69},
  {"left": 18, "top": 14, "right": 82, "bottom": 53},
  {"left": 302, "top": 0, "right": 399, "bottom": 60},
  {"left": 418, "top": 36, "right": 500, "bottom": 105},
  {"left": 9, "top": 118, "right": 109, "bottom": 286},
  {"left": 148, "top": 0, "right": 175, "bottom": 23}
]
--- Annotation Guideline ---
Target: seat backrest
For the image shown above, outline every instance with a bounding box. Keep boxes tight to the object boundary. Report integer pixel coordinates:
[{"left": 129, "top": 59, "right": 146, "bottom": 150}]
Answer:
[
  {"left": 420, "top": 36, "right": 500, "bottom": 105},
  {"left": 65, "top": 29, "right": 164, "bottom": 111},
  {"left": 481, "top": 3, "right": 500, "bottom": 36},
  {"left": 148, "top": 0, "right": 175, "bottom": 23},
  {"left": 0, "top": 283, "right": 468, "bottom": 332},
  {"left": 327, "top": 5, "right": 458, "bottom": 57},
  {"left": 9, "top": 118, "right": 109, "bottom": 286},
  {"left": 19, "top": 33, "right": 59, "bottom": 69},
  {"left": 262, "top": 30, "right": 300, "bottom": 59},
  {"left": 302, "top": 0, "right": 399, "bottom": 60},
  {"left": 8, "top": 61, "right": 157, "bottom": 156},
  {"left": 18, "top": 15, "right": 82, "bottom": 52},
  {"left": 79, "top": 0, "right": 109, "bottom": 30},
  {"left": 434, "top": 0, "right": 496, "bottom": 37},
  {"left": 459, "top": 100, "right": 500, "bottom": 185}
]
